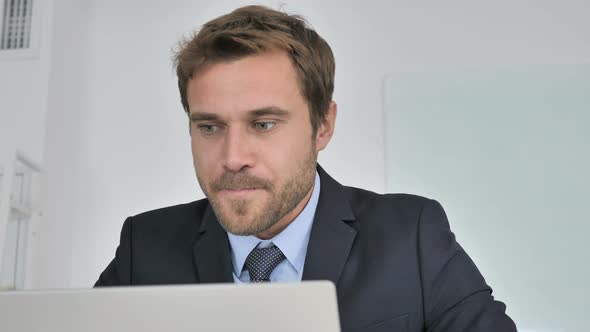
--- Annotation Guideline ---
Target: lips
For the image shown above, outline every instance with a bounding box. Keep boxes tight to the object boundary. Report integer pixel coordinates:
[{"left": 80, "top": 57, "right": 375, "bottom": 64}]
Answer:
[{"left": 219, "top": 188, "right": 259, "bottom": 196}]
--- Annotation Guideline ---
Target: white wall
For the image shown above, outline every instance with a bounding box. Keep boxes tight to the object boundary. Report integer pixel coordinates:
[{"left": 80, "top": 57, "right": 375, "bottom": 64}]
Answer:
[
  {"left": 0, "top": 0, "right": 54, "bottom": 289},
  {"left": 0, "top": 0, "right": 52, "bottom": 162},
  {"left": 0, "top": 59, "right": 49, "bottom": 160},
  {"left": 31, "top": 0, "right": 93, "bottom": 289},
  {"left": 7, "top": 0, "right": 588, "bottom": 331}
]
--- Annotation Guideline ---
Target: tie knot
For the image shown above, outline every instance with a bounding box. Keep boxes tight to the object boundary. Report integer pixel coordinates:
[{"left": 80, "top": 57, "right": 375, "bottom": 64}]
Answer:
[{"left": 244, "top": 245, "right": 286, "bottom": 282}]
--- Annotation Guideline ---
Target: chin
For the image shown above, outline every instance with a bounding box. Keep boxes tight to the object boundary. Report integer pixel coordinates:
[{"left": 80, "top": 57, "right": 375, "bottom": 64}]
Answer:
[
  {"left": 219, "top": 214, "right": 253, "bottom": 233},
  {"left": 225, "top": 225, "right": 260, "bottom": 236}
]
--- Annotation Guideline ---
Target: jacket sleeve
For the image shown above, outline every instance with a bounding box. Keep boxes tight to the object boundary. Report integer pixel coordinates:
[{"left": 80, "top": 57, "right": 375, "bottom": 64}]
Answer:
[
  {"left": 418, "top": 199, "right": 517, "bottom": 331},
  {"left": 94, "top": 217, "right": 133, "bottom": 287}
]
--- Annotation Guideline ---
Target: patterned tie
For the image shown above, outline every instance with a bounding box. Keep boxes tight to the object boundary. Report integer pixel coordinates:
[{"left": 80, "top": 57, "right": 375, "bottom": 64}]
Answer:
[{"left": 244, "top": 244, "right": 286, "bottom": 282}]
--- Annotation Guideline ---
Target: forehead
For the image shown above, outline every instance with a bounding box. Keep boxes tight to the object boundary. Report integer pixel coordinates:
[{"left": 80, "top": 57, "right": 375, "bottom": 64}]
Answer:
[{"left": 186, "top": 51, "right": 307, "bottom": 117}]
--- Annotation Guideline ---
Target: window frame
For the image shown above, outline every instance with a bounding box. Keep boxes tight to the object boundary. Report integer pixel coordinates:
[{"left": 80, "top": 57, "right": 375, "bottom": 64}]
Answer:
[{"left": 0, "top": 0, "right": 42, "bottom": 61}]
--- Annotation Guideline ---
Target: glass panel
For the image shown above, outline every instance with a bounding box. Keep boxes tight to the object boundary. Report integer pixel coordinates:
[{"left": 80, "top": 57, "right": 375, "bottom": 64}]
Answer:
[
  {"left": 14, "top": 215, "right": 27, "bottom": 289},
  {"left": 383, "top": 63, "right": 590, "bottom": 332},
  {"left": 0, "top": 213, "right": 19, "bottom": 290},
  {"left": 0, "top": 165, "right": 4, "bottom": 208},
  {"left": 12, "top": 165, "right": 23, "bottom": 204},
  {"left": 11, "top": 161, "right": 31, "bottom": 210}
]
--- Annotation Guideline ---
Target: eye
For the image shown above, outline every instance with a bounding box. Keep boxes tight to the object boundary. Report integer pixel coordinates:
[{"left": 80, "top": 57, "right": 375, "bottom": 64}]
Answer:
[
  {"left": 198, "top": 124, "right": 219, "bottom": 135},
  {"left": 253, "top": 121, "right": 276, "bottom": 132}
]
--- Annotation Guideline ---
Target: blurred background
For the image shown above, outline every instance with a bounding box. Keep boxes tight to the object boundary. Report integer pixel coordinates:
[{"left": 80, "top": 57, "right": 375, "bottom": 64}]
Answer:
[{"left": 0, "top": 0, "right": 588, "bottom": 331}]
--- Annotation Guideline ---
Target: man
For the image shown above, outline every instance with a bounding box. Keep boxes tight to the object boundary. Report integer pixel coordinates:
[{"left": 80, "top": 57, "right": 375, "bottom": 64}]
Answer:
[{"left": 96, "top": 5, "right": 516, "bottom": 331}]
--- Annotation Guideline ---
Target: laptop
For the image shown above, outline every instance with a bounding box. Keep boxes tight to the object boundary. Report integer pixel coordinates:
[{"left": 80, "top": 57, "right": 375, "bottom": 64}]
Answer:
[{"left": 0, "top": 281, "right": 341, "bottom": 332}]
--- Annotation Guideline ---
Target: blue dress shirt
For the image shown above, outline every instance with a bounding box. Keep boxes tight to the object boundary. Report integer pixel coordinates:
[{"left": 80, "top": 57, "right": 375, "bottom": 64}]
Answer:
[{"left": 227, "top": 172, "right": 320, "bottom": 283}]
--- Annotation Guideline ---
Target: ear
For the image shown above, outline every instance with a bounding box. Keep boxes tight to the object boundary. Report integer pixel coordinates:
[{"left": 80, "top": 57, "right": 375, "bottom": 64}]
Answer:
[{"left": 315, "top": 101, "right": 337, "bottom": 152}]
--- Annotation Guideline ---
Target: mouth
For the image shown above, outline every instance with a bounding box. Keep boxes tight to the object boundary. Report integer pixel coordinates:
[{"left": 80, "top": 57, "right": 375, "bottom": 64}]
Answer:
[{"left": 219, "top": 188, "right": 259, "bottom": 197}]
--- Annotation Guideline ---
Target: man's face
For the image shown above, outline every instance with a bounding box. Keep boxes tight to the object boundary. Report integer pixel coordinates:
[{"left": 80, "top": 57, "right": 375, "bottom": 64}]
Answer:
[{"left": 186, "top": 51, "right": 326, "bottom": 237}]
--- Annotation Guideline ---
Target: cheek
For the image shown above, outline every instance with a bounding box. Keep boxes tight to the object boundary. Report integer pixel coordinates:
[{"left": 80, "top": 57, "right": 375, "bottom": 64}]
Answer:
[
  {"left": 263, "top": 132, "right": 312, "bottom": 168},
  {"left": 191, "top": 139, "right": 217, "bottom": 176},
  {"left": 190, "top": 140, "right": 201, "bottom": 166}
]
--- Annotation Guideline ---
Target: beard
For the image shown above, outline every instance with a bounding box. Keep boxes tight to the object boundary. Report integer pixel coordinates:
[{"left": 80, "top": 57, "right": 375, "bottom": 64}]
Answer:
[{"left": 197, "top": 146, "right": 317, "bottom": 236}]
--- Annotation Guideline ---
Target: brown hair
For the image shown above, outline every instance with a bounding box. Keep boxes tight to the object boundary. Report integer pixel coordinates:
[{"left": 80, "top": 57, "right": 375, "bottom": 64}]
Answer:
[{"left": 173, "top": 5, "right": 335, "bottom": 135}]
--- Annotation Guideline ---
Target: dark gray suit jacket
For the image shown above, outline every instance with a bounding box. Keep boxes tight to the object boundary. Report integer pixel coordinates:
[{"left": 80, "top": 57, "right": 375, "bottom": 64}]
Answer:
[{"left": 95, "top": 165, "right": 516, "bottom": 331}]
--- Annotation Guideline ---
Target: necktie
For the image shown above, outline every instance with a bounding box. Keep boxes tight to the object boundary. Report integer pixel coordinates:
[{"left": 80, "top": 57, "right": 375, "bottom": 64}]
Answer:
[{"left": 244, "top": 244, "right": 286, "bottom": 282}]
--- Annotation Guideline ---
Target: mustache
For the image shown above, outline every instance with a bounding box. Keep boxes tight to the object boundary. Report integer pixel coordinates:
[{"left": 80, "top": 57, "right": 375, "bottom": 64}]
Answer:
[{"left": 210, "top": 172, "right": 272, "bottom": 192}]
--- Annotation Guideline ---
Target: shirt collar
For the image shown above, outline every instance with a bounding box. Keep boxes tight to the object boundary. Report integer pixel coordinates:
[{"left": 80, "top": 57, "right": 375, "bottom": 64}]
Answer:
[{"left": 227, "top": 171, "right": 321, "bottom": 277}]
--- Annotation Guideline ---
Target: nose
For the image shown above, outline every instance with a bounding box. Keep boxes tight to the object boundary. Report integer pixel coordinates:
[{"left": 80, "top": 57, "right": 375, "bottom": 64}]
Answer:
[{"left": 222, "top": 125, "right": 255, "bottom": 173}]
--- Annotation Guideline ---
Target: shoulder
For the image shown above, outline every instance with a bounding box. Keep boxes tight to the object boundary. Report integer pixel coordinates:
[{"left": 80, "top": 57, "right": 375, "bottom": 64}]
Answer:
[
  {"left": 342, "top": 186, "right": 445, "bottom": 229},
  {"left": 344, "top": 185, "right": 435, "bottom": 215},
  {"left": 317, "top": 165, "right": 440, "bottom": 226}
]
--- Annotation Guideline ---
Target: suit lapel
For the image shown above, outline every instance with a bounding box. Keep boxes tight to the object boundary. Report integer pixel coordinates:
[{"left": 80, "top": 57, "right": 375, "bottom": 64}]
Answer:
[
  {"left": 192, "top": 205, "right": 234, "bottom": 283},
  {"left": 302, "top": 165, "right": 357, "bottom": 284}
]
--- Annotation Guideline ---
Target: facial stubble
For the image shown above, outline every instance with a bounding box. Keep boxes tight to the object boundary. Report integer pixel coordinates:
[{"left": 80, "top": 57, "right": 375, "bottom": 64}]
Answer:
[{"left": 198, "top": 145, "right": 317, "bottom": 236}]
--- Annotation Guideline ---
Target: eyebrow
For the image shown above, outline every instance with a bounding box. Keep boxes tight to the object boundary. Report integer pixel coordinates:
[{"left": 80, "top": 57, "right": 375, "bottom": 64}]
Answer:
[
  {"left": 189, "top": 112, "right": 219, "bottom": 122},
  {"left": 189, "top": 106, "right": 291, "bottom": 122},
  {"left": 249, "top": 106, "right": 290, "bottom": 117}
]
